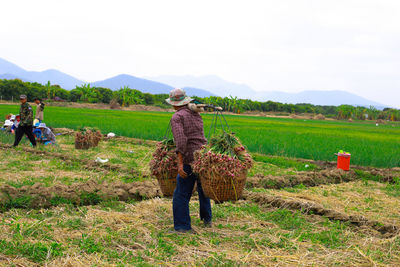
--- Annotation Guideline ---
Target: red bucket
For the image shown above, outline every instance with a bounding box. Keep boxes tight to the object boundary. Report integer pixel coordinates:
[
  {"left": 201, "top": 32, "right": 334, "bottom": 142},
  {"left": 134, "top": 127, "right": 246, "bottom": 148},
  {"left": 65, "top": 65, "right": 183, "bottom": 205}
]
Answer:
[{"left": 336, "top": 153, "right": 351, "bottom": 171}]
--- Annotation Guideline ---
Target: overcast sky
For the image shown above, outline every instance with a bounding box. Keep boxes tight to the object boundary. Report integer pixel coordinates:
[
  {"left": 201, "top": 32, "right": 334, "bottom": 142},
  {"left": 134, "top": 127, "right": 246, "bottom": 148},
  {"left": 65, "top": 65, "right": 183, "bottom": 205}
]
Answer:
[{"left": 1, "top": 0, "right": 399, "bottom": 107}]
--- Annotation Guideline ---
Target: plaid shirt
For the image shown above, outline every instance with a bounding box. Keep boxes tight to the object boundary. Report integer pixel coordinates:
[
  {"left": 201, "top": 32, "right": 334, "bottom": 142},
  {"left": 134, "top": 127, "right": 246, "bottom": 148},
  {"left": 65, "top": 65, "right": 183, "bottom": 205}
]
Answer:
[{"left": 171, "top": 106, "right": 207, "bottom": 164}]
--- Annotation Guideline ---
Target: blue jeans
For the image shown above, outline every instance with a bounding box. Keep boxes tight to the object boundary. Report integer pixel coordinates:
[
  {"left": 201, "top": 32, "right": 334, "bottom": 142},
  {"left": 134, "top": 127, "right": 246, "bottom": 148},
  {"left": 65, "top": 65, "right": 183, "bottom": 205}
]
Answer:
[{"left": 173, "top": 164, "right": 212, "bottom": 231}]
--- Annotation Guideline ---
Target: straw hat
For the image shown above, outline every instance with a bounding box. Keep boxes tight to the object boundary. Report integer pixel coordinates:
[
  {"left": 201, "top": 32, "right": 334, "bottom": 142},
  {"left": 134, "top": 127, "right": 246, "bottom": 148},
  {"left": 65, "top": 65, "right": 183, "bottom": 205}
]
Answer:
[{"left": 165, "top": 88, "right": 193, "bottom": 106}]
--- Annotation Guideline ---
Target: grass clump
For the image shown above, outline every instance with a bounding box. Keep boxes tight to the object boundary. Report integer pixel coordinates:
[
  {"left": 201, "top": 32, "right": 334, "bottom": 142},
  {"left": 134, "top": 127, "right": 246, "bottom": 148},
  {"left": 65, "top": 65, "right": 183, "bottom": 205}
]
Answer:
[
  {"left": 57, "top": 218, "right": 86, "bottom": 230},
  {"left": 79, "top": 192, "right": 102, "bottom": 206},
  {"left": 77, "top": 234, "right": 104, "bottom": 254},
  {"left": 283, "top": 183, "right": 307, "bottom": 193},
  {"left": 0, "top": 240, "right": 63, "bottom": 263},
  {"left": 384, "top": 177, "right": 400, "bottom": 197},
  {"left": 0, "top": 131, "right": 27, "bottom": 145},
  {"left": 354, "top": 169, "right": 382, "bottom": 183},
  {"left": 50, "top": 195, "right": 74, "bottom": 206},
  {"left": 0, "top": 195, "right": 35, "bottom": 211},
  {"left": 203, "top": 252, "right": 239, "bottom": 266},
  {"left": 100, "top": 199, "right": 127, "bottom": 212}
]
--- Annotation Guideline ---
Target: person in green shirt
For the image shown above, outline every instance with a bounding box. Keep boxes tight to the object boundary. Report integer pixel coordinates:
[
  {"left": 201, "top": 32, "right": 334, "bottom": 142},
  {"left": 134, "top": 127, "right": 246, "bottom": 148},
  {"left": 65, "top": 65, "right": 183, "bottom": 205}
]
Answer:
[{"left": 13, "top": 95, "right": 37, "bottom": 147}]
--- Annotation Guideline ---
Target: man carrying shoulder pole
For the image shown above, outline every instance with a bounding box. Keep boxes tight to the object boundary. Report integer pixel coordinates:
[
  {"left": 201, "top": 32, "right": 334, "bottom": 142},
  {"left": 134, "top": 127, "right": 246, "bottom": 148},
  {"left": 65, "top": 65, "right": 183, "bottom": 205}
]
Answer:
[
  {"left": 13, "top": 95, "right": 36, "bottom": 147},
  {"left": 166, "top": 88, "right": 212, "bottom": 233}
]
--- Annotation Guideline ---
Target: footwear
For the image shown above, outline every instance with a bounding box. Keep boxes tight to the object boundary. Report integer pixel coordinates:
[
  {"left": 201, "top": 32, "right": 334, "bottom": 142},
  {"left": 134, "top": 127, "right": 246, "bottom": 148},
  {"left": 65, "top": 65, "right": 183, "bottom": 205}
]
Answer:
[
  {"left": 168, "top": 228, "right": 197, "bottom": 234},
  {"left": 203, "top": 221, "right": 212, "bottom": 228},
  {"left": 176, "top": 229, "right": 192, "bottom": 233}
]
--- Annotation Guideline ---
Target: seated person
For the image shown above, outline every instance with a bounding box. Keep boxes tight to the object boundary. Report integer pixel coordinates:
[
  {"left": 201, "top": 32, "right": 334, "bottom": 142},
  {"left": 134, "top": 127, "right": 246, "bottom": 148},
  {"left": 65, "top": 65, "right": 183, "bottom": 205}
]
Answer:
[
  {"left": 35, "top": 123, "right": 56, "bottom": 145},
  {"left": 1, "top": 114, "right": 14, "bottom": 133},
  {"left": 1, "top": 120, "right": 13, "bottom": 133},
  {"left": 11, "top": 115, "right": 20, "bottom": 134}
]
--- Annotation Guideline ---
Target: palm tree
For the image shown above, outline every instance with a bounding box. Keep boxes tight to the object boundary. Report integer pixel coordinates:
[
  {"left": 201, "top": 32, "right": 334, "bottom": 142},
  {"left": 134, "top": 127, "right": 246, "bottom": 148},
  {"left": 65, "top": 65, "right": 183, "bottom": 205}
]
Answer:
[
  {"left": 337, "top": 105, "right": 354, "bottom": 119},
  {"left": 367, "top": 106, "right": 379, "bottom": 120},
  {"left": 46, "top": 81, "right": 51, "bottom": 100}
]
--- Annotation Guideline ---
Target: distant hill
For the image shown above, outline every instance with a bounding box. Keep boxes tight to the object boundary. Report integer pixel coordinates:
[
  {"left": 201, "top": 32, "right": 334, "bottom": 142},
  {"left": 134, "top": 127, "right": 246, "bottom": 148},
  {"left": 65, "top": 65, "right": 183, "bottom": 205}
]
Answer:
[
  {"left": 0, "top": 73, "right": 26, "bottom": 81},
  {"left": 0, "top": 57, "right": 389, "bottom": 107},
  {"left": 91, "top": 74, "right": 173, "bottom": 94},
  {"left": 148, "top": 74, "right": 386, "bottom": 108},
  {"left": 256, "top": 90, "right": 384, "bottom": 108},
  {"left": 22, "top": 69, "right": 85, "bottom": 89},
  {"left": 0, "top": 58, "right": 85, "bottom": 89},
  {"left": 0, "top": 58, "right": 26, "bottom": 75},
  {"left": 0, "top": 58, "right": 215, "bottom": 97},
  {"left": 91, "top": 74, "right": 215, "bottom": 96},
  {"left": 147, "top": 74, "right": 256, "bottom": 98},
  {"left": 182, "top": 87, "right": 216, "bottom": 97}
]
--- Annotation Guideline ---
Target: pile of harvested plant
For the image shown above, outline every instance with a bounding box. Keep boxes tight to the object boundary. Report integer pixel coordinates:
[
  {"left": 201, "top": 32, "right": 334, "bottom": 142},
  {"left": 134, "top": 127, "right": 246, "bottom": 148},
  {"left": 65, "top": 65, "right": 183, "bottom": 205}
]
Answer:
[
  {"left": 75, "top": 127, "right": 102, "bottom": 149},
  {"left": 149, "top": 138, "right": 178, "bottom": 196},
  {"left": 193, "top": 132, "right": 253, "bottom": 203}
]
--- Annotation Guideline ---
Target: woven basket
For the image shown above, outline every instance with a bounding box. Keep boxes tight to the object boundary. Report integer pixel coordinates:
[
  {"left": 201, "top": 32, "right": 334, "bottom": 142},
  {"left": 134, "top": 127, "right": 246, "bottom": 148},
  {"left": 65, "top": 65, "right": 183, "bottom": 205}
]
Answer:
[
  {"left": 156, "top": 171, "right": 178, "bottom": 197},
  {"left": 156, "top": 172, "right": 198, "bottom": 197},
  {"left": 75, "top": 140, "right": 90, "bottom": 150},
  {"left": 200, "top": 171, "right": 247, "bottom": 203}
]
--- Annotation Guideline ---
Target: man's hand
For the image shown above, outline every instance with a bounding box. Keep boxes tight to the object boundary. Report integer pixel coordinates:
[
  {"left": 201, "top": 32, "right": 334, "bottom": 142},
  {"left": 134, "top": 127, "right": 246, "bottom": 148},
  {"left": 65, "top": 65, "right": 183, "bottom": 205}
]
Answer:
[
  {"left": 178, "top": 164, "right": 188, "bottom": 178},
  {"left": 177, "top": 152, "right": 187, "bottom": 178}
]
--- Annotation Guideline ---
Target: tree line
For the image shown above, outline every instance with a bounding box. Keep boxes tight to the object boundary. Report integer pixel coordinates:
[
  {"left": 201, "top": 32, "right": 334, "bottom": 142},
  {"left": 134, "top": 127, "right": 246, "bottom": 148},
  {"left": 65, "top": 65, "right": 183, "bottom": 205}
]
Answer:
[{"left": 0, "top": 78, "right": 399, "bottom": 121}]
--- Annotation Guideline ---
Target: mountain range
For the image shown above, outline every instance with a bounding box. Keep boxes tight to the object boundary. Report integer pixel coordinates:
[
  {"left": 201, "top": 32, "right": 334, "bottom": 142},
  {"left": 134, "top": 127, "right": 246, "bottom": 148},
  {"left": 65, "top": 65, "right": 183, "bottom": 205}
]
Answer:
[
  {"left": 148, "top": 74, "right": 385, "bottom": 107},
  {"left": 255, "top": 90, "right": 383, "bottom": 107},
  {"left": 91, "top": 74, "right": 215, "bottom": 97},
  {"left": 0, "top": 58, "right": 84, "bottom": 89},
  {"left": 0, "top": 57, "right": 388, "bottom": 107},
  {"left": 147, "top": 74, "right": 255, "bottom": 99},
  {"left": 0, "top": 58, "right": 214, "bottom": 97}
]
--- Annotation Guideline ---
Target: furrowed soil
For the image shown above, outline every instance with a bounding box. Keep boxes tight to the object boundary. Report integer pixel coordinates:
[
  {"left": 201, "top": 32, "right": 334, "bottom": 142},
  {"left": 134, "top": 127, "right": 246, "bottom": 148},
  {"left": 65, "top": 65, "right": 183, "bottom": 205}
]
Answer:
[{"left": 0, "top": 130, "right": 399, "bottom": 266}]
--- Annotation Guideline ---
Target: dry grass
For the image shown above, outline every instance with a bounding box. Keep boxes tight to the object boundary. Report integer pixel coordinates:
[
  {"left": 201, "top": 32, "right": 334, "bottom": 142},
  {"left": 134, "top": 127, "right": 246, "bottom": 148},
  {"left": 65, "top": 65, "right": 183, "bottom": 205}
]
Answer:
[
  {"left": 0, "top": 132, "right": 399, "bottom": 265},
  {"left": 0, "top": 198, "right": 398, "bottom": 266},
  {"left": 270, "top": 180, "right": 400, "bottom": 226}
]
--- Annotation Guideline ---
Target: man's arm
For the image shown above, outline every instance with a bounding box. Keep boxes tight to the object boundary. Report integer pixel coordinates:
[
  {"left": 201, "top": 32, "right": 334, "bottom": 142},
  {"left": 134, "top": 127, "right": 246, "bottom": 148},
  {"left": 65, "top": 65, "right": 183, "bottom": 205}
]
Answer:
[
  {"left": 171, "top": 115, "right": 187, "bottom": 156},
  {"left": 48, "top": 129, "right": 56, "bottom": 142},
  {"left": 171, "top": 115, "right": 188, "bottom": 178},
  {"left": 177, "top": 152, "right": 187, "bottom": 178}
]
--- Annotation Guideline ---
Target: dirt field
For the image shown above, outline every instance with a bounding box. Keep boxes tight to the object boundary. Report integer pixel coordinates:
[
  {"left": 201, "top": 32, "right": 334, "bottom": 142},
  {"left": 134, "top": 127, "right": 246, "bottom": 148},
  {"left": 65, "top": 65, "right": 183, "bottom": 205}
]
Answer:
[{"left": 0, "top": 129, "right": 399, "bottom": 266}]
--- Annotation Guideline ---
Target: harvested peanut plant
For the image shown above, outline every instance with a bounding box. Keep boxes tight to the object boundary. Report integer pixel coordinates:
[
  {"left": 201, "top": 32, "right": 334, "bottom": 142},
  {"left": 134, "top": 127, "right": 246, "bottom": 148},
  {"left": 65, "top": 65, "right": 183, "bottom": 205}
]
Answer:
[
  {"left": 149, "top": 139, "right": 178, "bottom": 179},
  {"left": 75, "top": 127, "right": 102, "bottom": 149},
  {"left": 193, "top": 132, "right": 253, "bottom": 178}
]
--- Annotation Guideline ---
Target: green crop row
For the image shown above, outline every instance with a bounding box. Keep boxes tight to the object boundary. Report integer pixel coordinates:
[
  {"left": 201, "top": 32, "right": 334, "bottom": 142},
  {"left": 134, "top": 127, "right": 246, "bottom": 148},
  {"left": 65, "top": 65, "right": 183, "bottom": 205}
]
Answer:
[{"left": 1, "top": 104, "right": 399, "bottom": 167}]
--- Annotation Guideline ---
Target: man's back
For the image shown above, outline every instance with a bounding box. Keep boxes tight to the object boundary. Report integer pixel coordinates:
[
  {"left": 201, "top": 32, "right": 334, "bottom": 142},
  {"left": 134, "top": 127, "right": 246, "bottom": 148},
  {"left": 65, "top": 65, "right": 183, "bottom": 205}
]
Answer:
[
  {"left": 20, "top": 102, "right": 33, "bottom": 127},
  {"left": 171, "top": 106, "right": 207, "bottom": 164}
]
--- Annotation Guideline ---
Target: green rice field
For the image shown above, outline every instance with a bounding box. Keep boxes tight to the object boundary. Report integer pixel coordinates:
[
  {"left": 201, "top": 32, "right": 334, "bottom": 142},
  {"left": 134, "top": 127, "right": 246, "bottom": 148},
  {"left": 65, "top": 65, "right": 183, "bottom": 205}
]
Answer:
[{"left": 1, "top": 104, "right": 399, "bottom": 168}]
